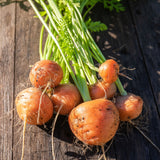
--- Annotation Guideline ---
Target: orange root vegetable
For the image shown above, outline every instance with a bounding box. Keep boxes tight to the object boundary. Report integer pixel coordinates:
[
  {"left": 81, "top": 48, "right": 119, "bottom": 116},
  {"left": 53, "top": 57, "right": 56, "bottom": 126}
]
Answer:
[
  {"left": 115, "top": 94, "right": 160, "bottom": 153},
  {"left": 51, "top": 83, "right": 81, "bottom": 115},
  {"left": 115, "top": 93, "right": 143, "bottom": 121},
  {"left": 15, "top": 87, "right": 54, "bottom": 125},
  {"left": 89, "top": 80, "right": 117, "bottom": 100},
  {"left": 68, "top": 99, "right": 120, "bottom": 146},
  {"left": 50, "top": 84, "right": 81, "bottom": 160},
  {"left": 99, "top": 59, "right": 119, "bottom": 84},
  {"left": 29, "top": 60, "right": 63, "bottom": 88}
]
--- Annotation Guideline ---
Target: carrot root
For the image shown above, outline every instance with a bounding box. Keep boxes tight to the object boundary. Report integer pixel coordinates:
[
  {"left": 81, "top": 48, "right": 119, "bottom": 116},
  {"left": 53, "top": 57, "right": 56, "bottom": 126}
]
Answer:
[
  {"left": 118, "top": 72, "right": 133, "bottom": 81},
  {"left": 98, "top": 138, "right": 114, "bottom": 160},
  {"left": 129, "top": 121, "right": 160, "bottom": 153},
  {"left": 37, "top": 82, "right": 51, "bottom": 124},
  {"left": 51, "top": 104, "right": 63, "bottom": 160},
  {"left": 98, "top": 80, "right": 107, "bottom": 99},
  {"left": 101, "top": 145, "right": 107, "bottom": 160},
  {"left": 21, "top": 116, "right": 27, "bottom": 160}
]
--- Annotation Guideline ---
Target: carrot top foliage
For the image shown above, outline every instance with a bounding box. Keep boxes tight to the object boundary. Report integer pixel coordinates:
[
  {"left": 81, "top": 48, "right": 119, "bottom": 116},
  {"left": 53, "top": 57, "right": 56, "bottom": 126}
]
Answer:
[{"left": 28, "top": 0, "right": 126, "bottom": 101}]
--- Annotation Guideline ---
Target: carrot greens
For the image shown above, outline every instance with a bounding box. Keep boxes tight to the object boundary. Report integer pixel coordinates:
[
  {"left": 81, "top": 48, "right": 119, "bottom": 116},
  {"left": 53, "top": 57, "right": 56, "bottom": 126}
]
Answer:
[{"left": 28, "top": 0, "right": 126, "bottom": 101}]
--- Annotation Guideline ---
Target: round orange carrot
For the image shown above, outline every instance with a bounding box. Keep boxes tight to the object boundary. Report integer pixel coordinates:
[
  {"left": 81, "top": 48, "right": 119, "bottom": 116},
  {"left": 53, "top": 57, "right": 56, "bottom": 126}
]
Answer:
[
  {"left": 115, "top": 93, "right": 143, "bottom": 121},
  {"left": 99, "top": 59, "right": 119, "bottom": 84},
  {"left": 68, "top": 99, "right": 120, "bottom": 145},
  {"left": 29, "top": 60, "right": 63, "bottom": 88},
  {"left": 15, "top": 87, "right": 53, "bottom": 125},
  {"left": 51, "top": 83, "right": 81, "bottom": 115}
]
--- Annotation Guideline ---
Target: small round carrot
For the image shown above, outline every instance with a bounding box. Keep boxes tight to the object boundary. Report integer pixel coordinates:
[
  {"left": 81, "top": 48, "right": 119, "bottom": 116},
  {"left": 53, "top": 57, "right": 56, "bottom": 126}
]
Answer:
[
  {"left": 15, "top": 87, "right": 54, "bottom": 160},
  {"left": 115, "top": 93, "right": 143, "bottom": 121},
  {"left": 51, "top": 83, "right": 81, "bottom": 115},
  {"left": 29, "top": 60, "right": 63, "bottom": 88},
  {"left": 99, "top": 59, "right": 119, "bottom": 84},
  {"left": 68, "top": 99, "right": 120, "bottom": 146},
  {"left": 89, "top": 80, "right": 117, "bottom": 100},
  {"left": 50, "top": 83, "right": 81, "bottom": 160},
  {"left": 15, "top": 87, "right": 53, "bottom": 125}
]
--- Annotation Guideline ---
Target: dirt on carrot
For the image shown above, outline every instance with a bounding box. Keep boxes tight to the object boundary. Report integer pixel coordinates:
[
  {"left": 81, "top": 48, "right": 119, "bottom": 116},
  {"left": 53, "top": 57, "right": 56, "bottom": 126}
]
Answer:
[
  {"left": 29, "top": 60, "right": 63, "bottom": 89},
  {"left": 68, "top": 99, "right": 120, "bottom": 146}
]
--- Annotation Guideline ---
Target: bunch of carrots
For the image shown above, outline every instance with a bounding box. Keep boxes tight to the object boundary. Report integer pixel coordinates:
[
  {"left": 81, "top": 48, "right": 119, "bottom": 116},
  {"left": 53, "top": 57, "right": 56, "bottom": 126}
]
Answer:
[{"left": 15, "top": 0, "right": 159, "bottom": 159}]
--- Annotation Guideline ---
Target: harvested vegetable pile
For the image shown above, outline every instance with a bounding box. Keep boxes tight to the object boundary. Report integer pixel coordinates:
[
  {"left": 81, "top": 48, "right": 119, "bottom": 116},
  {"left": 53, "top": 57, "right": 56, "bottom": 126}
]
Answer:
[{"left": 15, "top": 0, "right": 160, "bottom": 159}]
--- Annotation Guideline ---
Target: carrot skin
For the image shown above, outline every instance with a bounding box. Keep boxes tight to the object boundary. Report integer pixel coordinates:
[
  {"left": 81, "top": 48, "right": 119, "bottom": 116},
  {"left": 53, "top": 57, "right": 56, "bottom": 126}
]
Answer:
[
  {"left": 29, "top": 60, "right": 63, "bottom": 88},
  {"left": 99, "top": 59, "right": 119, "bottom": 84},
  {"left": 51, "top": 83, "right": 81, "bottom": 115},
  {"left": 115, "top": 93, "right": 143, "bottom": 121},
  {"left": 15, "top": 87, "right": 54, "bottom": 125},
  {"left": 89, "top": 81, "right": 117, "bottom": 100},
  {"left": 68, "top": 99, "right": 120, "bottom": 146}
]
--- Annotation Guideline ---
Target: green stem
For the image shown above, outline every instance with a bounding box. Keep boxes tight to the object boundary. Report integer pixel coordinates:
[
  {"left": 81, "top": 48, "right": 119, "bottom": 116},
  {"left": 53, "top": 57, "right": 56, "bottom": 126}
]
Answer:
[
  {"left": 43, "top": 34, "right": 51, "bottom": 58},
  {"left": 73, "top": 4, "right": 106, "bottom": 63},
  {"left": 60, "top": 11, "right": 97, "bottom": 84},
  {"left": 75, "top": 54, "right": 91, "bottom": 101},
  {"left": 115, "top": 78, "right": 127, "bottom": 96},
  {"left": 39, "top": 0, "right": 59, "bottom": 34},
  {"left": 45, "top": 24, "right": 57, "bottom": 60},
  {"left": 28, "top": 0, "right": 91, "bottom": 102},
  {"left": 46, "top": 38, "right": 55, "bottom": 60},
  {"left": 79, "top": 0, "right": 89, "bottom": 13},
  {"left": 47, "top": 0, "right": 62, "bottom": 19},
  {"left": 30, "top": 0, "right": 128, "bottom": 100},
  {"left": 39, "top": 25, "right": 44, "bottom": 60},
  {"left": 28, "top": 0, "right": 76, "bottom": 82},
  {"left": 39, "top": 16, "right": 48, "bottom": 60},
  {"left": 72, "top": 17, "right": 97, "bottom": 69},
  {"left": 82, "top": 2, "right": 97, "bottom": 20},
  {"left": 72, "top": 4, "right": 128, "bottom": 96}
]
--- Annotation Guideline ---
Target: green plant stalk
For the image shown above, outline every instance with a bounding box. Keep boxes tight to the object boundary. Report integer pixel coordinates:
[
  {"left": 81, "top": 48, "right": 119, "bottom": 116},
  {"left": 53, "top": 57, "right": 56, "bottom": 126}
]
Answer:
[
  {"left": 71, "top": 18, "right": 98, "bottom": 71},
  {"left": 66, "top": 4, "right": 98, "bottom": 83},
  {"left": 46, "top": 38, "right": 55, "bottom": 60},
  {"left": 60, "top": 60, "right": 70, "bottom": 84},
  {"left": 79, "top": 0, "right": 89, "bottom": 13},
  {"left": 47, "top": 1, "right": 98, "bottom": 85},
  {"left": 35, "top": 0, "right": 127, "bottom": 98},
  {"left": 39, "top": 24, "right": 44, "bottom": 60},
  {"left": 59, "top": 57, "right": 70, "bottom": 84},
  {"left": 28, "top": 0, "right": 91, "bottom": 102},
  {"left": 48, "top": 0, "right": 62, "bottom": 19},
  {"left": 40, "top": 0, "right": 96, "bottom": 84},
  {"left": 39, "top": 16, "right": 48, "bottom": 60},
  {"left": 43, "top": 35, "right": 51, "bottom": 58},
  {"left": 65, "top": 26, "right": 97, "bottom": 84},
  {"left": 75, "top": 53, "right": 91, "bottom": 101},
  {"left": 40, "top": 1, "right": 98, "bottom": 83},
  {"left": 28, "top": 0, "right": 76, "bottom": 83},
  {"left": 39, "top": 0, "right": 59, "bottom": 34},
  {"left": 45, "top": 23, "right": 57, "bottom": 60},
  {"left": 82, "top": 1, "right": 97, "bottom": 20},
  {"left": 115, "top": 78, "right": 127, "bottom": 96},
  {"left": 73, "top": 4, "right": 106, "bottom": 63},
  {"left": 51, "top": 45, "right": 59, "bottom": 61},
  {"left": 72, "top": 4, "right": 127, "bottom": 96}
]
